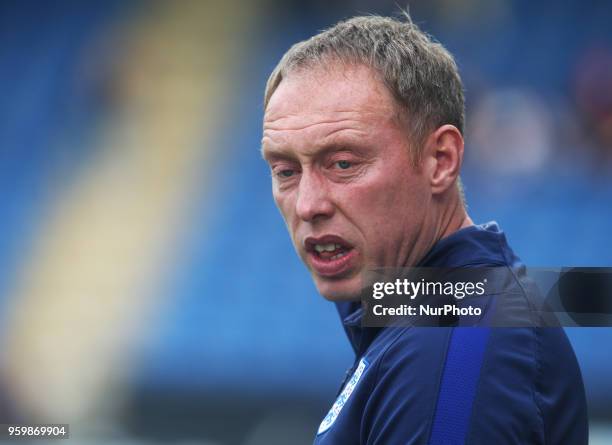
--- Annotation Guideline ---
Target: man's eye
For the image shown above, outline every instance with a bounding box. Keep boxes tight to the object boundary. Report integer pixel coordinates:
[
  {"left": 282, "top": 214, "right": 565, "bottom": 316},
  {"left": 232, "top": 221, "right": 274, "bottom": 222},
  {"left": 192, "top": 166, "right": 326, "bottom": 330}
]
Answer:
[
  {"left": 277, "top": 169, "right": 295, "bottom": 178},
  {"left": 335, "top": 160, "right": 352, "bottom": 169}
]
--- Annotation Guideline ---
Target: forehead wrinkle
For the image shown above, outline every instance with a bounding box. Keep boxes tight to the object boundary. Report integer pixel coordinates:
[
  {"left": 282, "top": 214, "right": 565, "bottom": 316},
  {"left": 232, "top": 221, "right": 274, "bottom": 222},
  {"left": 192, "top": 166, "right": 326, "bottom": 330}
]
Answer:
[
  {"left": 263, "top": 105, "right": 386, "bottom": 127},
  {"left": 263, "top": 115, "right": 374, "bottom": 149},
  {"left": 263, "top": 117, "right": 363, "bottom": 133},
  {"left": 320, "top": 125, "right": 369, "bottom": 143},
  {"left": 263, "top": 106, "right": 394, "bottom": 136}
]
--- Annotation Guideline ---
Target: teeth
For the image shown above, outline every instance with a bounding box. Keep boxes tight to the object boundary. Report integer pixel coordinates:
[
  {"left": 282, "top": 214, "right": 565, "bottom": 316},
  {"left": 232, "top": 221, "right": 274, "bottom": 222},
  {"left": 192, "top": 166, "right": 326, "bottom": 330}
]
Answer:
[
  {"left": 331, "top": 251, "right": 347, "bottom": 260},
  {"left": 314, "top": 243, "right": 339, "bottom": 253}
]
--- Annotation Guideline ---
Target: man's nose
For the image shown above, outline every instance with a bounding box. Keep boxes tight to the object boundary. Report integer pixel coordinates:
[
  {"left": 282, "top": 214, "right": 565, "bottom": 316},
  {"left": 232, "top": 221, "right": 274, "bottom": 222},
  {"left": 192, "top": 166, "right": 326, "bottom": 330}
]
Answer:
[{"left": 295, "top": 170, "right": 334, "bottom": 222}]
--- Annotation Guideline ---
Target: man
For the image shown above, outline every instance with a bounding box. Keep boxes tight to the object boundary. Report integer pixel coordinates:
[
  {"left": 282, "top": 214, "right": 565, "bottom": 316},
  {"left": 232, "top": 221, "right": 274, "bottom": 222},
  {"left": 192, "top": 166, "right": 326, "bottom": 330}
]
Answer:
[{"left": 261, "top": 14, "right": 588, "bottom": 444}]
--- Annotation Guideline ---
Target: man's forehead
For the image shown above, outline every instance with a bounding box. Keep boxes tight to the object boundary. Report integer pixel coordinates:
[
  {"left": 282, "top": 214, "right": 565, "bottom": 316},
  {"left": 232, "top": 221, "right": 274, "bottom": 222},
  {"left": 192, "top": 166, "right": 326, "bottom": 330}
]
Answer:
[{"left": 264, "top": 63, "right": 398, "bottom": 123}]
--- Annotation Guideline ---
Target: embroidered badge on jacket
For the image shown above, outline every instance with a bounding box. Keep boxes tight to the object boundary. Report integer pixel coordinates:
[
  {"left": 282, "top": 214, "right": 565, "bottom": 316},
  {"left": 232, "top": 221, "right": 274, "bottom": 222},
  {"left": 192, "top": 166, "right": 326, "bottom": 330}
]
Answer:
[{"left": 318, "top": 357, "right": 369, "bottom": 435}]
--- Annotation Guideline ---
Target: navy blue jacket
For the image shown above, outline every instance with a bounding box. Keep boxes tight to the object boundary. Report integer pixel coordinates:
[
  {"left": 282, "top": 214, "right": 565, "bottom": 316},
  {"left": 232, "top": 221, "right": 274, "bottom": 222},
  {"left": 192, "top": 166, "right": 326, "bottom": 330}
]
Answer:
[{"left": 314, "top": 222, "right": 588, "bottom": 444}]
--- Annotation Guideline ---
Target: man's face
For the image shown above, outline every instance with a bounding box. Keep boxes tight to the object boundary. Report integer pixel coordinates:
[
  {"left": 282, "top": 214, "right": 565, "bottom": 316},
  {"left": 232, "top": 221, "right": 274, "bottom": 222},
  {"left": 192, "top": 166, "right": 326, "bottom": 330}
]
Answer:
[{"left": 262, "top": 64, "right": 432, "bottom": 300}]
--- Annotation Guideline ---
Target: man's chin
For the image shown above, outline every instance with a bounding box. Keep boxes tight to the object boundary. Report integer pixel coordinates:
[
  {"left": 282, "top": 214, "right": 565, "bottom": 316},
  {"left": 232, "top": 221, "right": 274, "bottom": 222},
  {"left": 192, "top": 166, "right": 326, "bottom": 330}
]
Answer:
[{"left": 313, "top": 274, "right": 363, "bottom": 301}]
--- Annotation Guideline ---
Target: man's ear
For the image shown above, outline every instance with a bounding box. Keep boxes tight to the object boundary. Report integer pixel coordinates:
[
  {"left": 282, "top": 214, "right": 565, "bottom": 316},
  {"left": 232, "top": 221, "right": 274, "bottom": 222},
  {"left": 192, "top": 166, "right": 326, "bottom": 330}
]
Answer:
[{"left": 422, "top": 125, "right": 464, "bottom": 195}]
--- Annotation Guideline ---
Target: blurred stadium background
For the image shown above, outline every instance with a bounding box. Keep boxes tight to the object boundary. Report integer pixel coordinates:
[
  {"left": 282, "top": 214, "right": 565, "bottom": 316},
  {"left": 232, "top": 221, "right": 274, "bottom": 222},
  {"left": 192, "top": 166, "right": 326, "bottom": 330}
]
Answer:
[{"left": 0, "top": 0, "right": 611, "bottom": 443}]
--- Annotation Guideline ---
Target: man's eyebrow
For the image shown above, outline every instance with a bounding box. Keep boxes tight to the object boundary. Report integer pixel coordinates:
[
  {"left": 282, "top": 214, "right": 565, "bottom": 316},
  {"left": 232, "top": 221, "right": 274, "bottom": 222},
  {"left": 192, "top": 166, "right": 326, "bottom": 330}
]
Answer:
[
  {"left": 261, "top": 139, "right": 369, "bottom": 162},
  {"left": 314, "top": 140, "right": 371, "bottom": 158},
  {"left": 260, "top": 144, "right": 295, "bottom": 162}
]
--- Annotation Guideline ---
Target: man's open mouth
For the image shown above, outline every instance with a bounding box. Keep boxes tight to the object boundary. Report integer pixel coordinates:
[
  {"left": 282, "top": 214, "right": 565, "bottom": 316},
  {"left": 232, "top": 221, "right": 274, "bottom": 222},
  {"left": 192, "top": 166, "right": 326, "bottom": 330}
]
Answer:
[
  {"left": 304, "top": 235, "right": 357, "bottom": 277},
  {"left": 313, "top": 243, "right": 350, "bottom": 260}
]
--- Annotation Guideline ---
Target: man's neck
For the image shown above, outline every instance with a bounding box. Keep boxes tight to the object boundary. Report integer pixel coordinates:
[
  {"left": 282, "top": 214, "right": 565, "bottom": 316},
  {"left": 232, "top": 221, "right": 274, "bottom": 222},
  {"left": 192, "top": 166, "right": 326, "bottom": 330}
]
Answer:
[
  {"left": 412, "top": 193, "right": 472, "bottom": 267},
  {"left": 437, "top": 191, "right": 473, "bottom": 242}
]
